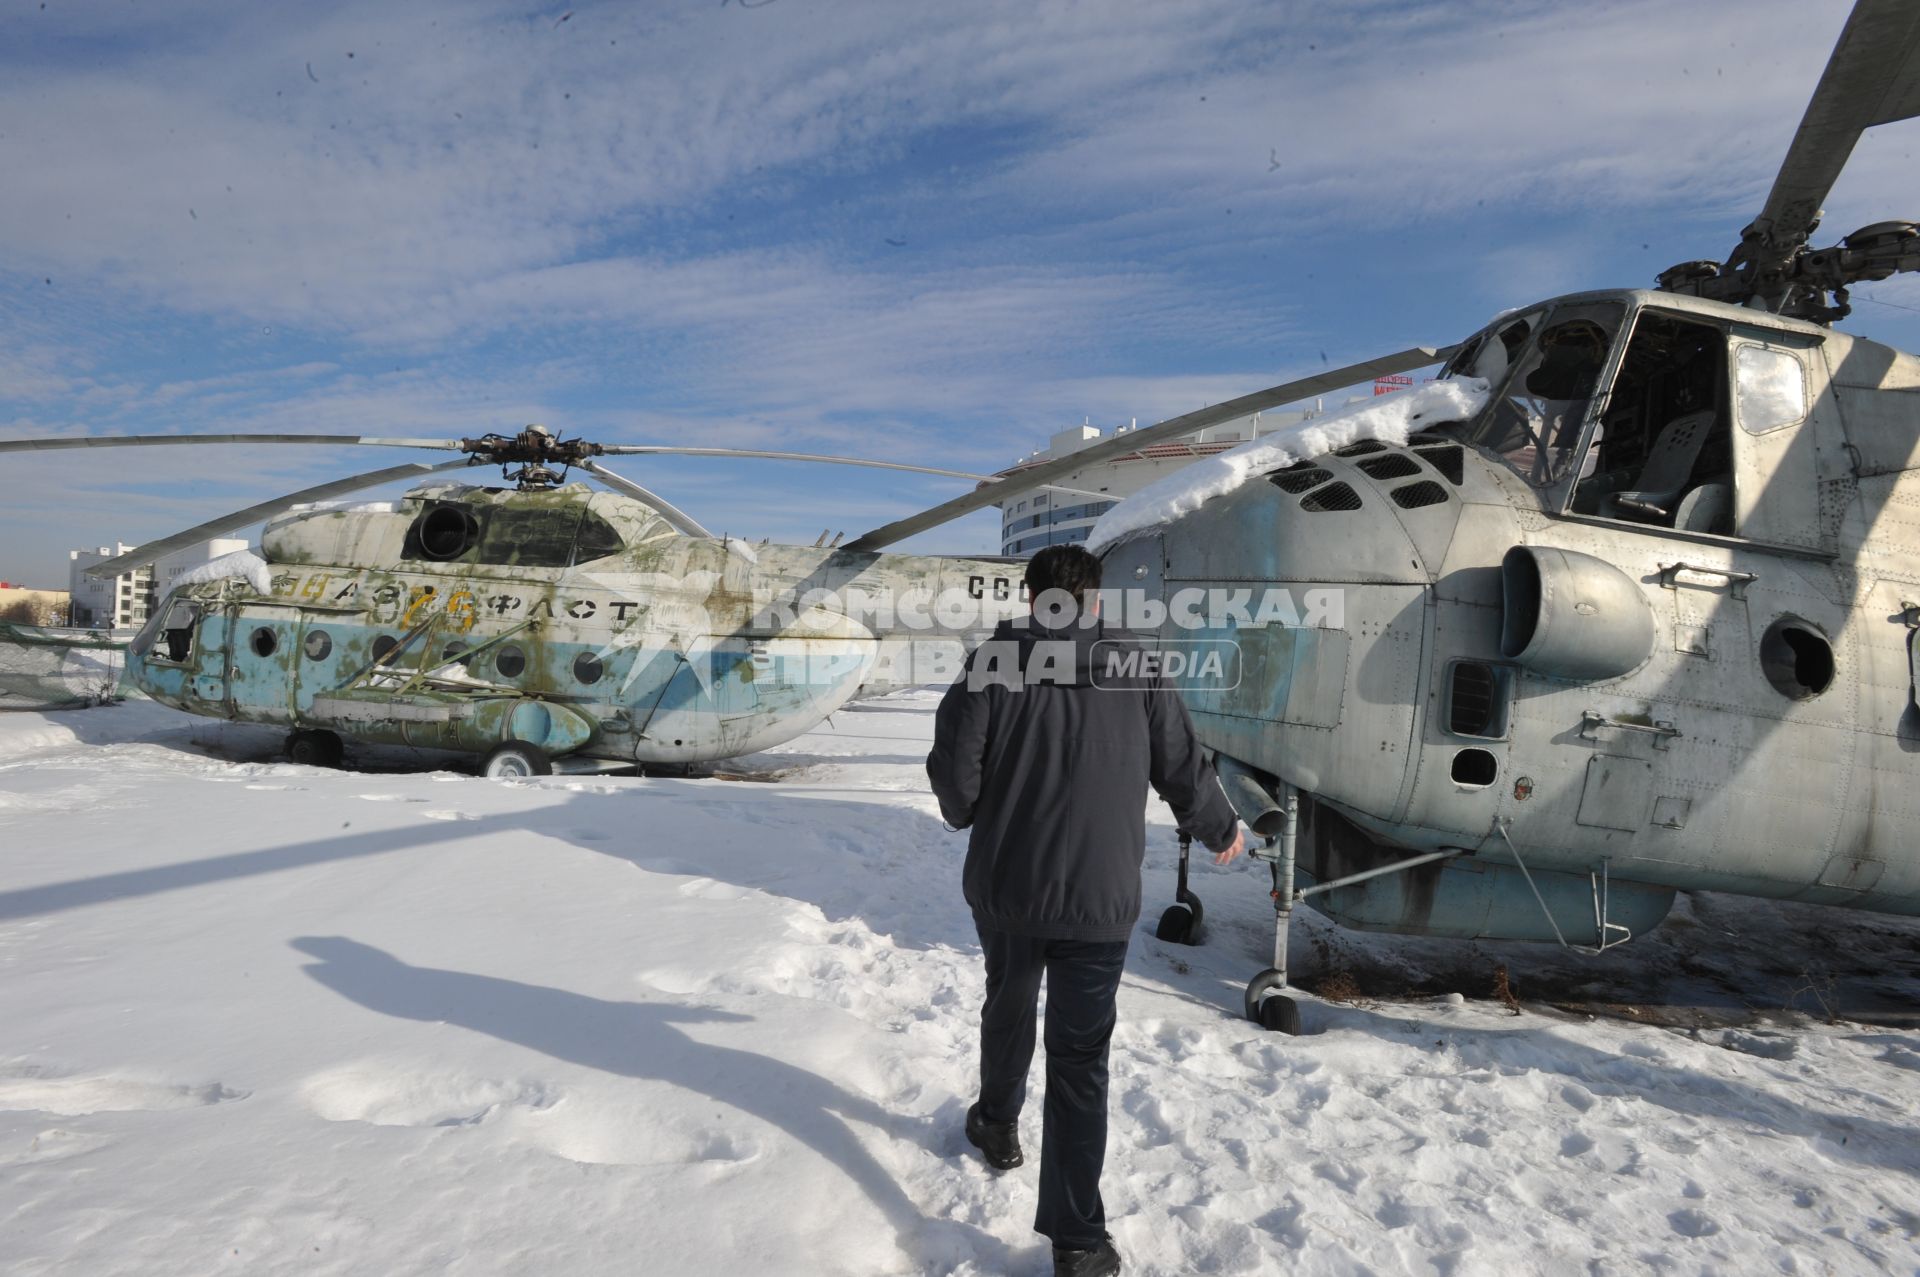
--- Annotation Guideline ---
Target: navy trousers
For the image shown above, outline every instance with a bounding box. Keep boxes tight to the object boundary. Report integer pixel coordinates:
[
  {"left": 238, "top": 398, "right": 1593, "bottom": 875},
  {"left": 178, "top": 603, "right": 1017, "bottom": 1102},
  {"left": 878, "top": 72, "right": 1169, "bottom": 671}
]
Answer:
[{"left": 975, "top": 927, "right": 1130, "bottom": 1249}]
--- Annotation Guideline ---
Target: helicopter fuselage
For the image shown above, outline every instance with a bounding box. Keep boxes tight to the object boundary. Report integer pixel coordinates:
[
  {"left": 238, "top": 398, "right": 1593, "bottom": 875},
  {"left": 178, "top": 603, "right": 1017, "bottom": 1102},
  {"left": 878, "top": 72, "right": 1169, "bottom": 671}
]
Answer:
[
  {"left": 127, "top": 481, "right": 1024, "bottom": 768},
  {"left": 1103, "top": 288, "right": 1920, "bottom": 943}
]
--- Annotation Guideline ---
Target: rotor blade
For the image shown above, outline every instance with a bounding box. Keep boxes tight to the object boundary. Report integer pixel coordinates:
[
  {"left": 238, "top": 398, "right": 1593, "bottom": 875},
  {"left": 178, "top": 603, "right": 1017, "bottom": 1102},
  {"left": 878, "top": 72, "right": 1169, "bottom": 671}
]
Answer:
[
  {"left": 84, "top": 459, "right": 476, "bottom": 579},
  {"left": 595, "top": 444, "right": 1108, "bottom": 499},
  {"left": 1749, "top": 0, "right": 1920, "bottom": 253},
  {"left": 842, "top": 345, "right": 1452, "bottom": 553},
  {"left": 579, "top": 459, "right": 714, "bottom": 539},
  {"left": 0, "top": 433, "right": 462, "bottom": 454}
]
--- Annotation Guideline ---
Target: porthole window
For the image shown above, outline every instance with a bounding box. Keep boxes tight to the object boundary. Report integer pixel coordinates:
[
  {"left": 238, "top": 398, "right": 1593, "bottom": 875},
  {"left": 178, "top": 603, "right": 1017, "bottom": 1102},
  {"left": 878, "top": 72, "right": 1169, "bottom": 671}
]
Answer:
[
  {"left": 303, "top": 630, "right": 332, "bottom": 661},
  {"left": 573, "top": 651, "right": 604, "bottom": 685},
  {"left": 495, "top": 645, "right": 526, "bottom": 679},
  {"left": 442, "top": 641, "right": 470, "bottom": 666},
  {"left": 371, "top": 635, "right": 399, "bottom": 663},
  {"left": 1760, "top": 618, "right": 1834, "bottom": 699},
  {"left": 250, "top": 627, "right": 277, "bottom": 658}
]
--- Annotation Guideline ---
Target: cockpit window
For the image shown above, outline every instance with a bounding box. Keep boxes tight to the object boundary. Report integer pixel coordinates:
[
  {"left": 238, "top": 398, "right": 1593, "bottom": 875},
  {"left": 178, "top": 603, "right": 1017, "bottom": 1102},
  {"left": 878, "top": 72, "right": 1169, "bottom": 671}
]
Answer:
[
  {"left": 1438, "top": 302, "right": 1625, "bottom": 490},
  {"left": 139, "top": 599, "right": 199, "bottom": 664}
]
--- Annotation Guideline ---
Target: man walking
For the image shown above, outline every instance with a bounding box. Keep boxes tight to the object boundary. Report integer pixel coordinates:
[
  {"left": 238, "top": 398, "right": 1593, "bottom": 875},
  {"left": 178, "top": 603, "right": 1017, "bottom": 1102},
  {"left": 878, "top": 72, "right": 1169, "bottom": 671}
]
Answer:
[{"left": 926, "top": 544, "right": 1244, "bottom": 1277}]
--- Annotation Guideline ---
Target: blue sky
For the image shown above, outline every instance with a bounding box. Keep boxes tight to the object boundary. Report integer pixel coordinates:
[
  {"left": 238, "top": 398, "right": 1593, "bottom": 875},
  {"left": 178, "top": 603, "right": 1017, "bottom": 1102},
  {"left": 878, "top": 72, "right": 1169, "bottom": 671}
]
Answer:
[{"left": 5, "top": 0, "right": 1919, "bottom": 587}]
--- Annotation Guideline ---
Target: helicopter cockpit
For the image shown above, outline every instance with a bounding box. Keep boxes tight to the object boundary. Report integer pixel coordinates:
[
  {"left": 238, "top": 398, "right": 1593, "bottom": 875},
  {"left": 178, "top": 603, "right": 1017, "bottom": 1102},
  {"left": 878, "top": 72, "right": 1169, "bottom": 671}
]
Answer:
[
  {"left": 1440, "top": 300, "right": 1624, "bottom": 491},
  {"left": 1436, "top": 292, "right": 1789, "bottom": 543}
]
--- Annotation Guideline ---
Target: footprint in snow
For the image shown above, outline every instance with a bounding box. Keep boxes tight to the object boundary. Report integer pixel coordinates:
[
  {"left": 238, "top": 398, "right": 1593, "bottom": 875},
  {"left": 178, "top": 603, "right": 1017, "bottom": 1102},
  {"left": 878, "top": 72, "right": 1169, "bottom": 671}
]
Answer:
[
  {"left": 1668, "top": 1207, "right": 1722, "bottom": 1238},
  {"left": 301, "top": 1065, "right": 555, "bottom": 1128},
  {"left": 0, "top": 1127, "right": 114, "bottom": 1167},
  {"left": 0, "top": 1066, "right": 247, "bottom": 1116}
]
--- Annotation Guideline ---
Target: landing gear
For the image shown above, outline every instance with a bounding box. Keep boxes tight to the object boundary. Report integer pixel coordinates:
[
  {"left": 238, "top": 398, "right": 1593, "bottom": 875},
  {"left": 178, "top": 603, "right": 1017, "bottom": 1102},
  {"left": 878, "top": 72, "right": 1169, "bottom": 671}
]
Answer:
[
  {"left": 287, "top": 728, "right": 343, "bottom": 769},
  {"left": 482, "top": 740, "right": 552, "bottom": 779},
  {"left": 1246, "top": 786, "right": 1305, "bottom": 1035},
  {"left": 1245, "top": 969, "right": 1302, "bottom": 1035},
  {"left": 1155, "top": 833, "right": 1205, "bottom": 945}
]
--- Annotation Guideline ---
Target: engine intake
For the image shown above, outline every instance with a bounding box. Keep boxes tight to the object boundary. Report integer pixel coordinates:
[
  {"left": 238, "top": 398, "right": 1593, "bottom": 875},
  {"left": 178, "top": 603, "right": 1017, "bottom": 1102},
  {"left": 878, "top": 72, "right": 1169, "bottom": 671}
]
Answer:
[{"left": 1500, "top": 546, "right": 1654, "bottom": 681}]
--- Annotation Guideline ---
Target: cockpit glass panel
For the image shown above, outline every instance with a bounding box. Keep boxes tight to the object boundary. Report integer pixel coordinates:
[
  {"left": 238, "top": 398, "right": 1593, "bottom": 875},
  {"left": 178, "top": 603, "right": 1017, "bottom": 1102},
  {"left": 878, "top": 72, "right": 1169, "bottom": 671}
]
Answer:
[{"left": 1438, "top": 301, "right": 1626, "bottom": 491}]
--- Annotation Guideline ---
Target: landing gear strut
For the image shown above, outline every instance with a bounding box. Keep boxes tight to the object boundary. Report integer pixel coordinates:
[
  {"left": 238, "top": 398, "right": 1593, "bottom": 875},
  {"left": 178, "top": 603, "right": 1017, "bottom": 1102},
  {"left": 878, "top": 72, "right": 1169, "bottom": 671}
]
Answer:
[
  {"left": 1155, "top": 833, "right": 1204, "bottom": 945},
  {"left": 1245, "top": 785, "right": 1303, "bottom": 1034}
]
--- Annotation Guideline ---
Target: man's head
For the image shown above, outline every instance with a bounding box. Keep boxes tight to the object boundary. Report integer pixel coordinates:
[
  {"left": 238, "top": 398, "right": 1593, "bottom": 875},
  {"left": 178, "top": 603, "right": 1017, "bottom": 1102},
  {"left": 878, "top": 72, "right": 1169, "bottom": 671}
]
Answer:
[{"left": 1024, "top": 544, "right": 1103, "bottom": 619}]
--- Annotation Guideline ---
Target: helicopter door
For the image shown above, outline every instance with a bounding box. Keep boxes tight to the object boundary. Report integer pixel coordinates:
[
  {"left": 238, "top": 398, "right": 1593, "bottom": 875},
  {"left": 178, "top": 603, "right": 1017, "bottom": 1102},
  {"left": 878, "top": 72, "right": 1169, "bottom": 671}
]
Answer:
[
  {"left": 1725, "top": 332, "right": 1825, "bottom": 553},
  {"left": 187, "top": 604, "right": 233, "bottom": 712}
]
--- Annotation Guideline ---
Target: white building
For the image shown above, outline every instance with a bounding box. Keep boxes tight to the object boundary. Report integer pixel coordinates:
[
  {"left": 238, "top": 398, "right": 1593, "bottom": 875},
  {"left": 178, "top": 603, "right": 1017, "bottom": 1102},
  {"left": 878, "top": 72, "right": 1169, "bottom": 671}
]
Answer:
[
  {"left": 68, "top": 538, "right": 250, "bottom": 630},
  {"left": 993, "top": 378, "right": 1429, "bottom": 555},
  {"left": 996, "top": 408, "right": 1321, "bottom": 556}
]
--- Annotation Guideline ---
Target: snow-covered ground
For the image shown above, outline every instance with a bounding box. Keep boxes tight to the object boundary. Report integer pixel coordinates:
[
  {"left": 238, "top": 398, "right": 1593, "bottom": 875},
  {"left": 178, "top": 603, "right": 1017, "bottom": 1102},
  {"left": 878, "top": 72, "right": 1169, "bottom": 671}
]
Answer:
[{"left": 1, "top": 696, "right": 1916, "bottom": 1276}]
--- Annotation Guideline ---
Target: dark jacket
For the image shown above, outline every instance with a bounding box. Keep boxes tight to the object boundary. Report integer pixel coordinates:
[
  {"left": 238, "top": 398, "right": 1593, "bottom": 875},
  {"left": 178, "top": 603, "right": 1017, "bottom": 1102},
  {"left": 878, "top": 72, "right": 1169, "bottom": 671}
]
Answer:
[{"left": 926, "top": 617, "right": 1239, "bottom": 942}]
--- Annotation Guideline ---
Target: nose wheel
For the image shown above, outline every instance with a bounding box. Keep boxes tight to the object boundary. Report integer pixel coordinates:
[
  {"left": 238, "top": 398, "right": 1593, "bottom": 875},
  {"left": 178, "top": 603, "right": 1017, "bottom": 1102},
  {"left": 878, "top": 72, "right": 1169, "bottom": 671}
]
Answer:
[
  {"left": 1155, "top": 833, "right": 1205, "bottom": 945},
  {"left": 1247, "top": 806, "right": 1306, "bottom": 1036}
]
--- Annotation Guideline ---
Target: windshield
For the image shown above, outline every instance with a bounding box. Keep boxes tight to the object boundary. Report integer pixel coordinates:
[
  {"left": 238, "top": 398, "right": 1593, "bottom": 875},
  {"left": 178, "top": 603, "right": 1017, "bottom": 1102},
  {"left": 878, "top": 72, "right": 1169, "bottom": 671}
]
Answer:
[{"left": 1438, "top": 301, "right": 1626, "bottom": 490}]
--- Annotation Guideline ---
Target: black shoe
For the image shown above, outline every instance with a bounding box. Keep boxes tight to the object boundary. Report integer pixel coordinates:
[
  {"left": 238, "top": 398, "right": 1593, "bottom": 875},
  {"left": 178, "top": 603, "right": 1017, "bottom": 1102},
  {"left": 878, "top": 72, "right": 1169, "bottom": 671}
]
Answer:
[
  {"left": 964, "top": 1101, "right": 1023, "bottom": 1171},
  {"left": 1053, "top": 1234, "right": 1120, "bottom": 1277}
]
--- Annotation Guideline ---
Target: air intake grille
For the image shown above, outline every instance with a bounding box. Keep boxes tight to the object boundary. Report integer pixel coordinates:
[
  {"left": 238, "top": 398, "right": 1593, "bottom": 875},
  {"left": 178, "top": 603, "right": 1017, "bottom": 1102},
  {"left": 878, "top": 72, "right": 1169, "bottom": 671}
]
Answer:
[
  {"left": 1449, "top": 662, "right": 1497, "bottom": 736},
  {"left": 1334, "top": 439, "right": 1387, "bottom": 457},
  {"left": 1356, "top": 452, "right": 1422, "bottom": 481},
  {"left": 1410, "top": 441, "right": 1465, "bottom": 483},
  {"left": 1390, "top": 481, "right": 1449, "bottom": 509},
  {"left": 1269, "top": 466, "right": 1331, "bottom": 494},
  {"left": 1300, "top": 482, "right": 1362, "bottom": 513}
]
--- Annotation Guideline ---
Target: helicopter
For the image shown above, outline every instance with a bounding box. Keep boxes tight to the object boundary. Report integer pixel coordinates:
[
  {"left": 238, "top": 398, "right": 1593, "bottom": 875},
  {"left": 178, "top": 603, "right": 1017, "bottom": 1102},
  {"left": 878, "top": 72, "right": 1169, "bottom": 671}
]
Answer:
[
  {"left": 0, "top": 424, "right": 1115, "bottom": 776},
  {"left": 832, "top": 0, "right": 1920, "bottom": 1033}
]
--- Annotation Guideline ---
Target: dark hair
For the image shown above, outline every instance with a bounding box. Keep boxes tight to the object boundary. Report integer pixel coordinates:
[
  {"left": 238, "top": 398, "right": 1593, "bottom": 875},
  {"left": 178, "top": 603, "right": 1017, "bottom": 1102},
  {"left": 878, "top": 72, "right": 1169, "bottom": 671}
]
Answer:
[{"left": 1024, "top": 543, "right": 1103, "bottom": 605}]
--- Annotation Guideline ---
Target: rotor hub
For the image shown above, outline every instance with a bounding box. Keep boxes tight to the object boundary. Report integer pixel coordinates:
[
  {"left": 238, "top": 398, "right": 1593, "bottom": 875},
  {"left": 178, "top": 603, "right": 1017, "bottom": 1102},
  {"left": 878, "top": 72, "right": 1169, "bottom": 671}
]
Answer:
[{"left": 459, "top": 425, "right": 605, "bottom": 489}]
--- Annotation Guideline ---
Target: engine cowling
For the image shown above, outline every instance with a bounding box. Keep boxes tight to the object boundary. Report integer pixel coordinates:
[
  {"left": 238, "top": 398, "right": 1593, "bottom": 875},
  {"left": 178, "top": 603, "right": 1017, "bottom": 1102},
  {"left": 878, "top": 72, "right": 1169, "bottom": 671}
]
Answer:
[{"left": 1500, "top": 545, "right": 1654, "bottom": 681}]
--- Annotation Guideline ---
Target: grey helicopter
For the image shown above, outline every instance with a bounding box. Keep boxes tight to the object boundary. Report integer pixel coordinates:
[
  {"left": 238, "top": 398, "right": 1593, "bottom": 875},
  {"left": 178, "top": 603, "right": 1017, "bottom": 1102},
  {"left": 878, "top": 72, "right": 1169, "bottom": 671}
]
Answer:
[{"left": 831, "top": 0, "right": 1920, "bottom": 1032}]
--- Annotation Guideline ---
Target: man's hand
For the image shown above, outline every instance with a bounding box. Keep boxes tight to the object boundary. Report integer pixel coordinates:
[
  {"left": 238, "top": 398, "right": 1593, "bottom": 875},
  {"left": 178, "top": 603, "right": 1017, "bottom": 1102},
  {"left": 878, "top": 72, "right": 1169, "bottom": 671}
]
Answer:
[{"left": 1212, "top": 825, "right": 1246, "bottom": 866}]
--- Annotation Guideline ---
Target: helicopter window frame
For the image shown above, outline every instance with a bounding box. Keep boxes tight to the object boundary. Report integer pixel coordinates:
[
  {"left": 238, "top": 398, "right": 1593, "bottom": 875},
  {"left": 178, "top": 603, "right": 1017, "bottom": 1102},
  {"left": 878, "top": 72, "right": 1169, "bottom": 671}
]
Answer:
[
  {"left": 139, "top": 599, "right": 200, "bottom": 664},
  {"left": 1440, "top": 301, "right": 1627, "bottom": 498},
  {"left": 1552, "top": 304, "right": 1760, "bottom": 545},
  {"left": 1733, "top": 342, "right": 1808, "bottom": 435}
]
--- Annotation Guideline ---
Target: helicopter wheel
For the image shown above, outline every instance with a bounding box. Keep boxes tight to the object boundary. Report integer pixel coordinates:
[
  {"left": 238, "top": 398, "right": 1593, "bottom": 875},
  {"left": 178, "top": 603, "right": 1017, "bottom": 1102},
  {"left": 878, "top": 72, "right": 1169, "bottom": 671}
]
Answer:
[
  {"left": 482, "top": 740, "right": 553, "bottom": 780},
  {"left": 1244, "top": 968, "right": 1303, "bottom": 1035},
  {"left": 1155, "top": 894, "right": 1203, "bottom": 945},
  {"left": 287, "top": 728, "right": 344, "bottom": 769}
]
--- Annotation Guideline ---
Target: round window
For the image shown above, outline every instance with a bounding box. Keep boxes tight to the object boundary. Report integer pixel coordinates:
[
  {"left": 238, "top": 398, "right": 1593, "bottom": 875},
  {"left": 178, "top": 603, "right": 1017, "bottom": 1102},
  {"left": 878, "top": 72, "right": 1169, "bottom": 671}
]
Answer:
[
  {"left": 442, "top": 641, "right": 470, "bottom": 666},
  {"left": 371, "top": 635, "right": 399, "bottom": 663},
  {"left": 495, "top": 645, "right": 527, "bottom": 679},
  {"left": 573, "top": 651, "right": 604, "bottom": 685},
  {"left": 250, "top": 627, "right": 277, "bottom": 658},
  {"left": 303, "top": 630, "right": 332, "bottom": 661},
  {"left": 1759, "top": 618, "right": 1834, "bottom": 700}
]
